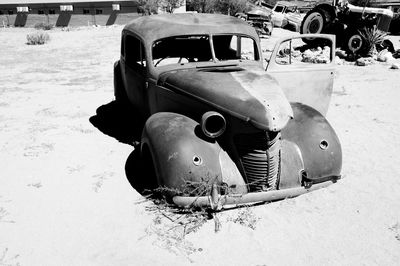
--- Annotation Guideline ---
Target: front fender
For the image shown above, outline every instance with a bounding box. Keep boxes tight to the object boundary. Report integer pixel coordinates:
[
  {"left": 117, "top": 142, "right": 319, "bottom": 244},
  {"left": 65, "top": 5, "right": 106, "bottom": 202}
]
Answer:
[
  {"left": 281, "top": 103, "right": 342, "bottom": 184},
  {"left": 141, "top": 112, "right": 247, "bottom": 195}
]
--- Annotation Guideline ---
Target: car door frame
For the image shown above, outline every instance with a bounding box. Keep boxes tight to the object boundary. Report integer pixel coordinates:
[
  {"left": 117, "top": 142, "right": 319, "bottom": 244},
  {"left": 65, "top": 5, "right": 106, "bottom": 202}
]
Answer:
[
  {"left": 120, "top": 31, "right": 149, "bottom": 116},
  {"left": 266, "top": 34, "right": 336, "bottom": 116}
]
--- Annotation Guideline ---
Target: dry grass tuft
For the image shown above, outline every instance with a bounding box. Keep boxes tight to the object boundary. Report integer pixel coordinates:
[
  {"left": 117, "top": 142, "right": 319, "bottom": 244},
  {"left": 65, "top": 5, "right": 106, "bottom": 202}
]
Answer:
[
  {"left": 227, "top": 206, "right": 260, "bottom": 230},
  {"left": 26, "top": 31, "right": 50, "bottom": 45},
  {"left": 142, "top": 199, "right": 208, "bottom": 258},
  {"left": 0, "top": 248, "right": 20, "bottom": 266}
]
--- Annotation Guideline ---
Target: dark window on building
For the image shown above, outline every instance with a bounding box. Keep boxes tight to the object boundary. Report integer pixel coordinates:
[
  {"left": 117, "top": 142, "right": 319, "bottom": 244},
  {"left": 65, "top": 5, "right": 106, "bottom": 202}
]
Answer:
[
  {"left": 96, "top": 9, "right": 103, "bottom": 14},
  {"left": 83, "top": 9, "right": 90, "bottom": 14},
  {"left": 0, "top": 10, "right": 3, "bottom": 15},
  {"left": 8, "top": 10, "right": 13, "bottom": 15},
  {"left": 49, "top": 9, "right": 55, "bottom": 14},
  {"left": 38, "top": 10, "right": 44, "bottom": 14}
]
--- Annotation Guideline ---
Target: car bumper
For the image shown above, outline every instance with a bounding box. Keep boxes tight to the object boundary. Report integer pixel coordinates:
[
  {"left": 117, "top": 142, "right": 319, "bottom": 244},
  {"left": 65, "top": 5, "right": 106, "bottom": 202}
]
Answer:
[{"left": 172, "top": 180, "right": 336, "bottom": 210}]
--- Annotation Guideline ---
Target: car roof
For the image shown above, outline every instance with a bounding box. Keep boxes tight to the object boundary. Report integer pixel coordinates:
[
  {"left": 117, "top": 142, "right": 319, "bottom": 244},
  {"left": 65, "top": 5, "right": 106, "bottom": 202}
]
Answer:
[
  {"left": 275, "top": 1, "right": 310, "bottom": 8},
  {"left": 275, "top": 1, "right": 297, "bottom": 7},
  {"left": 123, "top": 13, "right": 259, "bottom": 43}
]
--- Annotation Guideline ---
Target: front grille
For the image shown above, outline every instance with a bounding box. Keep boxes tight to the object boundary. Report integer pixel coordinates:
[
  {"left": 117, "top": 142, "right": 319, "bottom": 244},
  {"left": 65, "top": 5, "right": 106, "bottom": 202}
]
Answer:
[{"left": 234, "top": 132, "right": 281, "bottom": 192}]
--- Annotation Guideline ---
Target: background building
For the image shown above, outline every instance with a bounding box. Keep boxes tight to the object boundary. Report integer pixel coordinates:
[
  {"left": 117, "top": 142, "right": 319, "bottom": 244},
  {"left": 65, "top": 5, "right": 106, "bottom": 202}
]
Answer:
[{"left": 0, "top": 0, "right": 142, "bottom": 27}]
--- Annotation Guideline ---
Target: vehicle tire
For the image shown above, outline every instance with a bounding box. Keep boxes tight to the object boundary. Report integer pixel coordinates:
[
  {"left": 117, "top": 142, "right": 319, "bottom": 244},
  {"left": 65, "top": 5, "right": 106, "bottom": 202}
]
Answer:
[
  {"left": 301, "top": 9, "right": 325, "bottom": 33},
  {"left": 344, "top": 28, "right": 364, "bottom": 55},
  {"left": 300, "top": 8, "right": 328, "bottom": 45}
]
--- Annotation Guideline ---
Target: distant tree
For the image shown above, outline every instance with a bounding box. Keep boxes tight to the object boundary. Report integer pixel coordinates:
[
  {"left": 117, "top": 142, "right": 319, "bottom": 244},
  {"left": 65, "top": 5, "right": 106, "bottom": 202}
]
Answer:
[
  {"left": 137, "top": 0, "right": 160, "bottom": 15},
  {"left": 212, "top": 0, "right": 249, "bottom": 15},
  {"left": 188, "top": 0, "right": 249, "bottom": 14},
  {"left": 160, "top": 0, "right": 186, "bottom": 13},
  {"left": 187, "top": 0, "right": 213, "bottom": 13}
]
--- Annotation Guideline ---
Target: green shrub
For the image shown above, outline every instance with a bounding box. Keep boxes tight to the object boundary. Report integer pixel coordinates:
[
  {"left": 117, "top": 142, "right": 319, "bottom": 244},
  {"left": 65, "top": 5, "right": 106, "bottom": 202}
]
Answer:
[
  {"left": 26, "top": 31, "right": 50, "bottom": 45},
  {"left": 34, "top": 22, "right": 54, "bottom": 30}
]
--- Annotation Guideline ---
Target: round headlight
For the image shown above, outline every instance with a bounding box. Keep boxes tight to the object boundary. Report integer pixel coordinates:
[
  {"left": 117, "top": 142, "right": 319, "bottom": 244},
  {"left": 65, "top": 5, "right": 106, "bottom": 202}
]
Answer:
[{"left": 201, "top": 111, "right": 226, "bottom": 138}]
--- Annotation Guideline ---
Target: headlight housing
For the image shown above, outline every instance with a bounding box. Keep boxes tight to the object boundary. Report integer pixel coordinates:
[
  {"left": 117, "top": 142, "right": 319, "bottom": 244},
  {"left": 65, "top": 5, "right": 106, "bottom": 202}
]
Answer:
[{"left": 201, "top": 111, "right": 226, "bottom": 138}]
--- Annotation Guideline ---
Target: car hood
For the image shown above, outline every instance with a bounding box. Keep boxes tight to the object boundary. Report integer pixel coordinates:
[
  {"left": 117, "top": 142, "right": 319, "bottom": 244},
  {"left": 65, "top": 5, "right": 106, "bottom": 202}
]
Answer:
[{"left": 159, "top": 68, "right": 293, "bottom": 131}]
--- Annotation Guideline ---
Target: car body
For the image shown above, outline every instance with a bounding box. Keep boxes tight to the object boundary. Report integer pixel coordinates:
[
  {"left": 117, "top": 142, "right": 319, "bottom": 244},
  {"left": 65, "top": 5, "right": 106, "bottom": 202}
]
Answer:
[
  {"left": 283, "top": 9, "right": 307, "bottom": 32},
  {"left": 235, "top": 5, "right": 274, "bottom": 37},
  {"left": 114, "top": 13, "right": 342, "bottom": 209},
  {"left": 271, "top": 1, "right": 311, "bottom": 29}
]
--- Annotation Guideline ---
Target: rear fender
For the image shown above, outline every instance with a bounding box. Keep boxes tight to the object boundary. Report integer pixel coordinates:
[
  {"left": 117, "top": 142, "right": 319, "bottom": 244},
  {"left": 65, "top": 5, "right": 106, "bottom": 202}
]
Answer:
[
  {"left": 281, "top": 103, "right": 342, "bottom": 185},
  {"left": 141, "top": 112, "right": 247, "bottom": 194}
]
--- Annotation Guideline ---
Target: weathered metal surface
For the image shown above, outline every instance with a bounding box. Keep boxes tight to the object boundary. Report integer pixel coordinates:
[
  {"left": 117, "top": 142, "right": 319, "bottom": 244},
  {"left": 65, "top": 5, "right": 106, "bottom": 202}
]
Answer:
[
  {"left": 161, "top": 69, "right": 293, "bottom": 131},
  {"left": 281, "top": 103, "right": 342, "bottom": 181},
  {"left": 279, "top": 139, "right": 304, "bottom": 189},
  {"left": 142, "top": 112, "right": 241, "bottom": 191},
  {"left": 124, "top": 13, "right": 259, "bottom": 46},
  {"left": 219, "top": 149, "right": 248, "bottom": 194}
]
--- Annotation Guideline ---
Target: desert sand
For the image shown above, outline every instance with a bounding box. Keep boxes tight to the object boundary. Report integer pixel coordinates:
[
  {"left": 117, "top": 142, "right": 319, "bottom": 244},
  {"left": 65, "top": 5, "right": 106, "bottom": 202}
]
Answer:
[{"left": 0, "top": 25, "right": 400, "bottom": 265}]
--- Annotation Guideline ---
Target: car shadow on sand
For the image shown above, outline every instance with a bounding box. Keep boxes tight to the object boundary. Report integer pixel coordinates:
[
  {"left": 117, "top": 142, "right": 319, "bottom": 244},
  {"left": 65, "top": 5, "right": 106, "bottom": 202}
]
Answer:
[
  {"left": 89, "top": 100, "right": 143, "bottom": 145},
  {"left": 89, "top": 101, "right": 155, "bottom": 195}
]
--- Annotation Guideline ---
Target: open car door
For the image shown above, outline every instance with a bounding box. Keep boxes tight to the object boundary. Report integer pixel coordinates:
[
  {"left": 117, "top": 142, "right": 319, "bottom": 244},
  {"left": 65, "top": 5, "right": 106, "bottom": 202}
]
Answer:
[{"left": 265, "top": 34, "right": 336, "bottom": 116}]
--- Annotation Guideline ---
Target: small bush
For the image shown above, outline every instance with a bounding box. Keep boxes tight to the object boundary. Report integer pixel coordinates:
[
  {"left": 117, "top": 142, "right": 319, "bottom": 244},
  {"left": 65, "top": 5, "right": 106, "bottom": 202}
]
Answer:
[
  {"left": 34, "top": 22, "right": 54, "bottom": 30},
  {"left": 358, "top": 26, "right": 387, "bottom": 57},
  {"left": 26, "top": 31, "right": 50, "bottom": 45}
]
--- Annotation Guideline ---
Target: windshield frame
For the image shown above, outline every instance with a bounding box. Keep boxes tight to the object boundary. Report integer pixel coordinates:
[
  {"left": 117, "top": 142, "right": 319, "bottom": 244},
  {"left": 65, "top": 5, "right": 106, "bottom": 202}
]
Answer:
[{"left": 150, "top": 33, "right": 260, "bottom": 68}]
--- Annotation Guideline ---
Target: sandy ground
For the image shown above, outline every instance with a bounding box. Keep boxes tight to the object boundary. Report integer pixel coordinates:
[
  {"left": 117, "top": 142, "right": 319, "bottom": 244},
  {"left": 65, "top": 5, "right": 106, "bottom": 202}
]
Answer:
[{"left": 1, "top": 25, "right": 400, "bottom": 265}]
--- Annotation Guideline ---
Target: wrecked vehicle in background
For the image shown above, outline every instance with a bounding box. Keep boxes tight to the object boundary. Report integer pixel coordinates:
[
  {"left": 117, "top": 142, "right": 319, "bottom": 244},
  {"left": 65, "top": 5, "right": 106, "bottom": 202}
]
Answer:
[
  {"left": 300, "top": 0, "right": 393, "bottom": 54},
  {"left": 114, "top": 13, "right": 342, "bottom": 209},
  {"left": 236, "top": 6, "right": 274, "bottom": 37},
  {"left": 270, "top": 1, "right": 312, "bottom": 31}
]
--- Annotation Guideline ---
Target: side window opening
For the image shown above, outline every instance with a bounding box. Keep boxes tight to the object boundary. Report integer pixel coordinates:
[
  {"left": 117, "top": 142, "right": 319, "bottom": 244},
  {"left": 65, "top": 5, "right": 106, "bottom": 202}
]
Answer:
[
  {"left": 274, "top": 6, "right": 284, "bottom": 13},
  {"left": 213, "top": 35, "right": 240, "bottom": 60},
  {"left": 213, "top": 35, "right": 259, "bottom": 61},
  {"left": 125, "top": 35, "right": 146, "bottom": 68},
  {"left": 151, "top": 34, "right": 259, "bottom": 67},
  {"left": 275, "top": 37, "right": 332, "bottom": 65},
  {"left": 152, "top": 35, "right": 212, "bottom": 67}
]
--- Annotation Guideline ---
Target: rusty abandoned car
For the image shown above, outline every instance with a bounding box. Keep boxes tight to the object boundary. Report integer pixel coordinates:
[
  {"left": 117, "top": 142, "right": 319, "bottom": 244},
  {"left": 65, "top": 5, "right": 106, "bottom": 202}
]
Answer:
[{"left": 114, "top": 13, "right": 342, "bottom": 210}]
